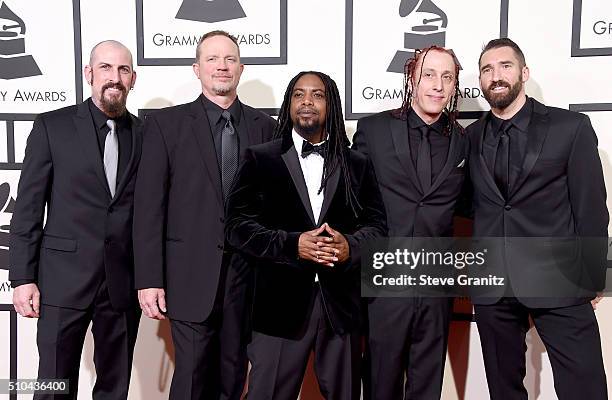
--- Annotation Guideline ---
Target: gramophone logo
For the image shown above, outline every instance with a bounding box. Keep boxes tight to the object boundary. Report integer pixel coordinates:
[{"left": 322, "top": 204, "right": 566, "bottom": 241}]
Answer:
[
  {"left": 0, "top": 1, "right": 42, "bottom": 80},
  {"left": 388, "top": 0, "right": 448, "bottom": 73},
  {"left": 175, "top": 0, "right": 246, "bottom": 23}
]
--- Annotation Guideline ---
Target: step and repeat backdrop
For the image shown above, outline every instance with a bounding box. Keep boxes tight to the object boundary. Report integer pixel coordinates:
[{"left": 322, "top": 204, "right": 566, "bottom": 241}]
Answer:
[{"left": 0, "top": 0, "right": 611, "bottom": 399}]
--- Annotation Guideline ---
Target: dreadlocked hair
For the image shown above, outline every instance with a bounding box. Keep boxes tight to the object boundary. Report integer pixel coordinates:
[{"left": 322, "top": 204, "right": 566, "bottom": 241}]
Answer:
[
  {"left": 274, "top": 71, "right": 362, "bottom": 218},
  {"left": 392, "top": 45, "right": 464, "bottom": 136}
]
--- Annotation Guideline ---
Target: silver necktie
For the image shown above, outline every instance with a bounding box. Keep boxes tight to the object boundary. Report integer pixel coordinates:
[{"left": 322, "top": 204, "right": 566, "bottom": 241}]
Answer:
[{"left": 104, "top": 119, "right": 119, "bottom": 197}]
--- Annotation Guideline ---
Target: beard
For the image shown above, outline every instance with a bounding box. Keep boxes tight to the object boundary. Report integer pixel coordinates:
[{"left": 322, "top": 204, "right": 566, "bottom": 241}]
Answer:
[
  {"left": 92, "top": 73, "right": 128, "bottom": 118},
  {"left": 293, "top": 115, "right": 323, "bottom": 138},
  {"left": 483, "top": 78, "right": 523, "bottom": 110},
  {"left": 211, "top": 83, "right": 233, "bottom": 96}
]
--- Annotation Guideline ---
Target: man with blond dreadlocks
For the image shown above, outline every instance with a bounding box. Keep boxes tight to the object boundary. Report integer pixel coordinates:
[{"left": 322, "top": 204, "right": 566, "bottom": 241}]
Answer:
[
  {"left": 353, "top": 46, "right": 469, "bottom": 400},
  {"left": 226, "top": 71, "right": 386, "bottom": 399}
]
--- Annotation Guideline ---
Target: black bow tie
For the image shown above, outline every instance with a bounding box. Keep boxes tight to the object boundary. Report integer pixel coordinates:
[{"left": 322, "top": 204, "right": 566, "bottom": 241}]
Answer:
[{"left": 301, "top": 140, "right": 328, "bottom": 158}]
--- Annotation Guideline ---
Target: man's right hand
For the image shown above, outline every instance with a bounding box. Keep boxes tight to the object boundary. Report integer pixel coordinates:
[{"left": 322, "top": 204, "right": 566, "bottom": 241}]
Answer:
[
  {"left": 298, "top": 225, "right": 338, "bottom": 267},
  {"left": 13, "top": 283, "right": 40, "bottom": 318},
  {"left": 138, "top": 288, "right": 167, "bottom": 320}
]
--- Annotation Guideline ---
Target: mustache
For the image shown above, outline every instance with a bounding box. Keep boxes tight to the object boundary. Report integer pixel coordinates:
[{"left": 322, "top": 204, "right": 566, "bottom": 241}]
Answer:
[
  {"left": 297, "top": 107, "right": 319, "bottom": 115},
  {"left": 102, "top": 82, "right": 127, "bottom": 94},
  {"left": 488, "top": 80, "right": 511, "bottom": 91}
]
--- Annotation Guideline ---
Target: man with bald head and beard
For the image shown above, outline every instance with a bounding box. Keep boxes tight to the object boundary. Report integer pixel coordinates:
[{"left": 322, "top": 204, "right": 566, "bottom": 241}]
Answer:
[{"left": 10, "top": 40, "right": 142, "bottom": 399}]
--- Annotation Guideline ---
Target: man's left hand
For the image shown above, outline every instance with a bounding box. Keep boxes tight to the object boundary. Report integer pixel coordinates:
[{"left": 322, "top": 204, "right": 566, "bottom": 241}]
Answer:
[{"left": 316, "top": 223, "right": 350, "bottom": 263}]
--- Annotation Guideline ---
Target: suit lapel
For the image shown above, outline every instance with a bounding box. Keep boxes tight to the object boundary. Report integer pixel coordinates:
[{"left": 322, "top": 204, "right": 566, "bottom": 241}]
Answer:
[
  {"left": 73, "top": 101, "right": 111, "bottom": 199},
  {"left": 475, "top": 116, "right": 505, "bottom": 201},
  {"left": 242, "top": 105, "right": 262, "bottom": 156},
  {"left": 390, "top": 116, "right": 422, "bottom": 194},
  {"left": 318, "top": 163, "right": 340, "bottom": 224},
  {"left": 281, "top": 144, "right": 316, "bottom": 225},
  {"left": 509, "top": 101, "right": 550, "bottom": 197},
  {"left": 428, "top": 126, "right": 461, "bottom": 195},
  {"left": 189, "top": 97, "right": 224, "bottom": 208},
  {"left": 112, "top": 114, "right": 142, "bottom": 204}
]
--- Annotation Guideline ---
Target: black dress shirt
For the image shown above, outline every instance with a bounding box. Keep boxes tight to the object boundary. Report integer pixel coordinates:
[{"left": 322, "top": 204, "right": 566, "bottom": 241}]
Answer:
[
  {"left": 483, "top": 96, "right": 533, "bottom": 192},
  {"left": 200, "top": 95, "right": 248, "bottom": 167},
  {"left": 407, "top": 109, "right": 450, "bottom": 184},
  {"left": 88, "top": 98, "right": 132, "bottom": 185}
]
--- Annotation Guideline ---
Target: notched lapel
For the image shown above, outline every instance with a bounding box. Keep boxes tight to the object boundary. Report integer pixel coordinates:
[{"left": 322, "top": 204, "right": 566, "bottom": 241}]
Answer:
[
  {"left": 509, "top": 109, "right": 550, "bottom": 197},
  {"left": 112, "top": 115, "right": 142, "bottom": 204},
  {"left": 73, "top": 102, "right": 111, "bottom": 199},
  {"left": 390, "top": 116, "right": 421, "bottom": 194},
  {"left": 188, "top": 98, "right": 223, "bottom": 208},
  {"left": 281, "top": 145, "right": 316, "bottom": 225},
  {"left": 428, "top": 127, "right": 462, "bottom": 195},
  {"left": 475, "top": 117, "right": 505, "bottom": 202}
]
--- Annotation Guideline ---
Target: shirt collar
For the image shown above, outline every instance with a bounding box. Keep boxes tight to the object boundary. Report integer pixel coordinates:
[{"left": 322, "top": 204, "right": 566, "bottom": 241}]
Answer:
[
  {"left": 88, "top": 97, "right": 129, "bottom": 130},
  {"left": 408, "top": 108, "right": 447, "bottom": 135},
  {"left": 201, "top": 94, "right": 242, "bottom": 125},
  {"left": 292, "top": 129, "right": 327, "bottom": 157},
  {"left": 489, "top": 95, "right": 532, "bottom": 135}
]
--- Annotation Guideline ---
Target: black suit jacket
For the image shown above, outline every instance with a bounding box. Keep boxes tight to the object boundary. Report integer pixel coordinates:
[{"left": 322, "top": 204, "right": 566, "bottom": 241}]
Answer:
[
  {"left": 225, "top": 135, "right": 387, "bottom": 339},
  {"left": 352, "top": 110, "right": 469, "bottom": 237},
  {"left": 9, "top": 100, "right": 143, "bottom": 311},
  {"left": 133, "top": 95, "right": 275, "bottom": 322},
  {"left": 467, "top": 98, "right": 608, "bottom": 307}
]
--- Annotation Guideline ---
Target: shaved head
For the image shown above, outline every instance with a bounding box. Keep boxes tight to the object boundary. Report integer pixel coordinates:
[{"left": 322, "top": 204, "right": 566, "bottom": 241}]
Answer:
[{"left": 89, "top": 40, "right": 133, "bottom": 69}]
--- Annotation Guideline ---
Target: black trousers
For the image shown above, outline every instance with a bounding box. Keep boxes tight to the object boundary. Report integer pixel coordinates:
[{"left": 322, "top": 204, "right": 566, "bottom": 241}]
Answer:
[
  {"left": 364, "top": 297, "right": 452, "bottom": 400},
  {"left": 475, "top": 297, "right": 607, "bottom": 400},
  {"left": 247, "top": 287, "right": 361, "bottom": 400},
  {"left": 169, "top": 253, "right": 252, "bottom": 400},
  {"left": 35, "top": 280, "right": 140, "bottom": 400}
]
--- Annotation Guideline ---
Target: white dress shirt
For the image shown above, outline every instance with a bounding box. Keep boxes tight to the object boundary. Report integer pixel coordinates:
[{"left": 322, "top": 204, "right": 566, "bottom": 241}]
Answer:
[{"left": 292, "top": 129, "right": 326, "bottom": 281}]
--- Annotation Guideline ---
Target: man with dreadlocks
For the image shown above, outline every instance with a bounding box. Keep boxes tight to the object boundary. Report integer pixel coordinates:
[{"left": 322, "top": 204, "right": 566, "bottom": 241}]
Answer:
[
  {"left": 226, "top": 71, "right": 386, "bottom": 399},
  {"left": 352, "top": 46, "right": 469, "bottom": 400}
]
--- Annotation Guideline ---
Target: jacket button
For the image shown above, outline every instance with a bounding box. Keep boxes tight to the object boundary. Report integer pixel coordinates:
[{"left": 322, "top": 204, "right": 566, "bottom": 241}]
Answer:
[
  {"left": 418, "top": 202, "right": 425, "bottom": 207},
  {"left": 504, "top": 205, "right": 512, "bottom": 211},
  {"left": 219, "top": 217, "right": 225, "bottom": 223},
  {"left": 217, "top": 244, "right": 224, "bottom": 250},
  {"left": 108, "top": 206, "right": 114, "bottom": 213}
]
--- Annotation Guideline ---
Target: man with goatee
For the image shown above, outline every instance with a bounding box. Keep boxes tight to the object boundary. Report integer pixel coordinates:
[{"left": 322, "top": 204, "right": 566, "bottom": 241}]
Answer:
[
  {"left": 226, "top": 71, "right": 386, "bottom": 399},
  {"left": 467, "top": 38, "right": 608, "bottom": 400},
  {"left": 10, "top": 40, "right": 142, "bottom": 399},
  {"left": 133, "top": 30, "right": 275, "bottom": 399}
]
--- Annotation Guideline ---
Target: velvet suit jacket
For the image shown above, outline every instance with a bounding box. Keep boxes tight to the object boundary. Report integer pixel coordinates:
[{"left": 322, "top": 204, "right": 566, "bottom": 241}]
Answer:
[{"left": 225, "top": 135, "right": 387, "bottom": 339}]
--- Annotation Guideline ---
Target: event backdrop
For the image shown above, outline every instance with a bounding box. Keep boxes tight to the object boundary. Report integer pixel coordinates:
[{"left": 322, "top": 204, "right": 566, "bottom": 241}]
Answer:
[{"left": 0, "top": 0, "right": 611, "bottom": 399}]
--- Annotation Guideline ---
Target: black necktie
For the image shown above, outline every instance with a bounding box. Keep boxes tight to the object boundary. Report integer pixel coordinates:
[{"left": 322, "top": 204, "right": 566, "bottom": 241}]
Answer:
[
  {"left": 221, "top": 110, "right": 238, "bottom": 198},
  {"left": 301, "top": 140, "right": 328, "bottom": 158},
  {"left": 417, "top": 126, "right": 431, "bottom": 192},
  {"left": 494, "top": 122, "right": 510, "bottom": 198}
]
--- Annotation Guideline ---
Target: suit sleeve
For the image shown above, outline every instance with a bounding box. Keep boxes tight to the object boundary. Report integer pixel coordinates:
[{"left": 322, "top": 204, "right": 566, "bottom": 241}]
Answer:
[
  {"left": 567, "top": 114, "right": 609, "bottom": 291},
  {"left": 9, "top": 116, "right": 53, "bottom": 282},
  {"left": 351, "top": 119, "right": 370, "bottom": 156},
  {"left": 342, "top": 157, "right": 388, "bottom": 272},
  {"left": 133, "top": 115, "right": 169, "bottom": 289},
  {"left": 225, "top": 148, "right": 301, "bottom": 264}
]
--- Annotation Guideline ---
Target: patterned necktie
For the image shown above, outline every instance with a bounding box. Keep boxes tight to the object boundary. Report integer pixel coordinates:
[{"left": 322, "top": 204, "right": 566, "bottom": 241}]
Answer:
[
  {"left": 104, "top": 119, "right": 118, "bottom": 197},
  {"left": 494, "top": 122, "right": 510, "bottom": 198},
  {"left": 221, "top": 110, "right": 239, "bottom": 198},
  {"left": 417, "top": 125, "right": 431, "bottom": 192}
]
